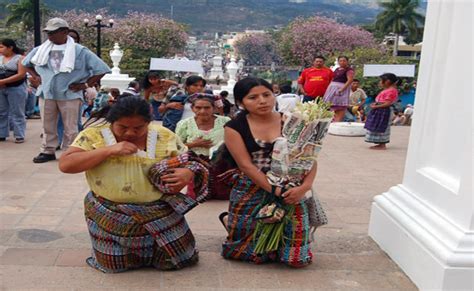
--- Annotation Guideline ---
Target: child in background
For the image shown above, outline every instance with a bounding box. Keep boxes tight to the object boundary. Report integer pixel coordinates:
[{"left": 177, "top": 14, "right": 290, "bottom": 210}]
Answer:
[
  {"left": 161, "top": 76, "right": 205, "bottom": 131},
  {"left": 82, "top": 84, "right": 98, "bottom": 117},
  {"left": 219, "top": 91, "right": 235, "bottom": 117},
  {"left": 364, "top": 73, "right": 399, "bottom": 150}
]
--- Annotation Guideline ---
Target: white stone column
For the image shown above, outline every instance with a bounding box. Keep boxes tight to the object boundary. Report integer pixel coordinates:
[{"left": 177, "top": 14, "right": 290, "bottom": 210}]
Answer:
[{"left": 368, "top": 1, "right": 473, "bottom": 290}]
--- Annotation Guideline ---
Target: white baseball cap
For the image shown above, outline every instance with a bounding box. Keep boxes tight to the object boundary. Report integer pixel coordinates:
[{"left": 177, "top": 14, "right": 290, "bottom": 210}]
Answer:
[{"left": 43, "top": 18, "right": 69, "bottom": 32}]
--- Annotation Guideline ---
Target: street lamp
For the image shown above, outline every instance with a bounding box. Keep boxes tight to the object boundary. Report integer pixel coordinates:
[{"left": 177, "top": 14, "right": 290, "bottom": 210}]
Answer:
[{"left": 84, "top": 15, "right": 114, "bottom": 58}]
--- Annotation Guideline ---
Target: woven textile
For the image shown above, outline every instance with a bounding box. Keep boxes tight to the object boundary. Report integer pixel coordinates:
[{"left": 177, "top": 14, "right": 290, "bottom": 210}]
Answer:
[
  {"left": 364, "top": 107, "right": 391, "bottom": 133},
  {"left": 84, "top": 192, "right": 198, "bottom": 273},
  {"left": 148, "top": 151, "right": 209, "bottom": 203},
  {"left": 221, "top": 173, "right": 313, "bottom": 267},
  {"left": 365, "top": 107, "right": 392, "bottom": 144},
  {"left": 252, "top": 139, "right": 274, "bottom": 173},
  {"left": 365, "top": 124, "right": 391, "bottom": 144}
]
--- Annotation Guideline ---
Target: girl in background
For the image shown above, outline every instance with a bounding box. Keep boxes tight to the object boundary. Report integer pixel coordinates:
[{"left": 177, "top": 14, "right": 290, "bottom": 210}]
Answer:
[{"left": 364, "top": 73, "right": 399, "bottom": 150}]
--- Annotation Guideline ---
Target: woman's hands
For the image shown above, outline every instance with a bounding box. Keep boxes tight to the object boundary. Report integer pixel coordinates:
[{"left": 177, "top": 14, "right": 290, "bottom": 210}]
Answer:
[
  {"left": 189, "top": 137, "right": 213, "bottom": 148},
  {"left": 161, "top": 168, "right": 194, "bottom": 193},
  {"left": 281, "top": 185, "right": 310, "bottom": 205},
  {"left": 69, "top": 83, "right": 87, "bottom": 92},
  {"left": 107, "top": 141, "right": 138, "bottom": 156}
]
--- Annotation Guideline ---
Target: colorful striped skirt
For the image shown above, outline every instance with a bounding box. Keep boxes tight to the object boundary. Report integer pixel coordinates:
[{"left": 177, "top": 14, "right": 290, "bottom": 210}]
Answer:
[
  {"left": 84, "top": 192, "right": 198, "bottom": 273},
  {"left": 221, "top": 174, "right": 313, "bottom": 267},
  {"left": 365, "top": 107, "right": 392, "bottom": 144}
]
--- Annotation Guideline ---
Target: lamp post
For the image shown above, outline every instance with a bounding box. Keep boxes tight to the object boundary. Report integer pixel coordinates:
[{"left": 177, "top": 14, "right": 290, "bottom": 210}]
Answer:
[
  {"left": 84, "top": 15, "right": 114, "bottom": 58},
  {"left": 33, "top": 0, "right": 41, "bottom": 46}
]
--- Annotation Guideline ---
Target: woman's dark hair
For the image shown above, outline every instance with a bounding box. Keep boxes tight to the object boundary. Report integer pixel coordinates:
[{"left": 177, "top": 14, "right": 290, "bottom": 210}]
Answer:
[
  {"left": 68, "top": 29, "right": 80, "bottom": 43},
  {"left": 220, "top": 90, "right": 229, "bottom": 98},
  {"left": 1, "top": 39, "right": 22, "bottom": 54},
  {"left": 379, "top": 73, "right": 399, "bottom": 86},
  {"left": 338, "top": 55, "right": 349, "bottom": 61},
  {"left": 279, "top": 84, "right": 292, "bottom": 94},
  {"left": 84, "top": 96, "right": 152, "bottom": 127},
  {"left": 353, "top": 79, "right": 360, "bottom": 83},
  {"left": 233, "top": 77, "right": 272, "bottom": 106},
  {"left": 185, "top": 75, "right": 206, "bottom": 88},
  {"left": 191, "top": 94, "right": 215, "bottom": 107},
  {"left": 142, "top": 71, "right": 163, "bottom": 90}
]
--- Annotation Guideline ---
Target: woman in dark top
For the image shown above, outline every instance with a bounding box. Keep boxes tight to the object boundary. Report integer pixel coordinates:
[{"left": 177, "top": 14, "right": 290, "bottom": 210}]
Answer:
[
  {"left": 220, "top": 77, "right": 317, "bottom": 267},
  {"left": 323, "top": 56, "right": 354, "bottom": 122},
  {"left": 0, "top": 39, "right": 27, "bottom": 143}
]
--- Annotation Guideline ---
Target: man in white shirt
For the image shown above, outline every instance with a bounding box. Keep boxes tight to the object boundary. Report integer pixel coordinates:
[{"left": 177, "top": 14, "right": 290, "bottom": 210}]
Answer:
[{"left": 276, "top": 84, "right": 301, "bottom": 114}]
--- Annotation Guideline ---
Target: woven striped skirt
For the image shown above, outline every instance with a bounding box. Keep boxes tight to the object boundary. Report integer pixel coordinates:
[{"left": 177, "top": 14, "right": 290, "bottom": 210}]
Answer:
[
  {"left": 221, "top": 174, "right": 313, "bottom": 267},
  {"left": 84, "top": 192, "right": 198, "bottom": 273}
]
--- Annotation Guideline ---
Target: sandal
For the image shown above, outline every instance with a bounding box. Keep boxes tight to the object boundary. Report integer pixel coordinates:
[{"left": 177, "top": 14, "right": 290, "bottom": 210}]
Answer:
[{"left": 218, "top": 212, "right": 229, "bottom": 230}]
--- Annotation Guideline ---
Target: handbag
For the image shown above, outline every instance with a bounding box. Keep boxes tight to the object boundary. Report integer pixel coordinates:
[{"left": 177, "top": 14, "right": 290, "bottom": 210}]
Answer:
[
  {"left": 0, "top": 70, "right": 26, "bottom": 87},
  {"left": 305, "top": 189, "right": 328, "bottom": 228}
]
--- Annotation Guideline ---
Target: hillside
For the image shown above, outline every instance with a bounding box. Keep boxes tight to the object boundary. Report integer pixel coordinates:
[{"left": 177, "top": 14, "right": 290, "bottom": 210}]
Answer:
[{"left": 1, "top": 0, "right": 382, "bottom": 33}]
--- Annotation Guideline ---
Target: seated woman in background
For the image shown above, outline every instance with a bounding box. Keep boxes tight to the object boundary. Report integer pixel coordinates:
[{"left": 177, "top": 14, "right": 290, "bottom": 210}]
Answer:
[
  {"left": 175, "top": 93, "right": 230, "bottom": 199},
  {"left": 59, "top": 96, "right": 201, "bottom": 273}
]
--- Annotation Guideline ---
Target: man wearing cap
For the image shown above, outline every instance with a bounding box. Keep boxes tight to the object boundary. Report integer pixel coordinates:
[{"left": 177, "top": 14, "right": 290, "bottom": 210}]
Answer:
[{"left": 23, "top": 18, "right": 111, "bottom": 163}]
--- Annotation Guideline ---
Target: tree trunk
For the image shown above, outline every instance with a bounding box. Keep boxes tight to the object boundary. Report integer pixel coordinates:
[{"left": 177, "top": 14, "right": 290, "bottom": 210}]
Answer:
[{"left": 393, "top": 33, "right": 399, "bottom": 57}]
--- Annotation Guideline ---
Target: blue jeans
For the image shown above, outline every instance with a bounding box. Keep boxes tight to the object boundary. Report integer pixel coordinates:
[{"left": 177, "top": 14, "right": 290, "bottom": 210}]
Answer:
[
  {"left": 25, "top": 91, "right": 38, "bottom": 116},
  {"left": 150, "top": 99, "right": 163, "bottom": 121},
  {"left": 0, "top": 85, "right": 27, "bottom": 139}
]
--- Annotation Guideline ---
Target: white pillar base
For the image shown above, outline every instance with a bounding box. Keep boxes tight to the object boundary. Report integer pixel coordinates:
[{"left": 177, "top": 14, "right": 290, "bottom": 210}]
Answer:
[{"left": 369, "top": 185, "right": 474, "bottom": 291}]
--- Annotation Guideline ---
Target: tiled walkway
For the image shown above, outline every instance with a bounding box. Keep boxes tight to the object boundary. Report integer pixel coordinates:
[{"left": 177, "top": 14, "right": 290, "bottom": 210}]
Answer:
[{"left": 0, "top": 120, "right": 417, "bottom": 290}]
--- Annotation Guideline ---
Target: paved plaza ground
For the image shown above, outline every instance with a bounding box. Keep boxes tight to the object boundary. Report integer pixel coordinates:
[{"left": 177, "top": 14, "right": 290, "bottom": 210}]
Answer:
[{"left": 0, "top": 120, "right": 417, "bottom": 290}]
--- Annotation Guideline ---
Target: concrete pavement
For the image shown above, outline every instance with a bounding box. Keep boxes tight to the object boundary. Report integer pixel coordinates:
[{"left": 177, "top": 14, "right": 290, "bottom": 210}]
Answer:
[{"left": 0, "top": 119, "right": 416, "bottom": 290}]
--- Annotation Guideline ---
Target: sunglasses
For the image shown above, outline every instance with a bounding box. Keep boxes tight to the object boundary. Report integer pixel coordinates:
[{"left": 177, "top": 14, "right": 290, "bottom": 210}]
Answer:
[{"left": 46, "top": 28, "right": 67, "bottom": 36}]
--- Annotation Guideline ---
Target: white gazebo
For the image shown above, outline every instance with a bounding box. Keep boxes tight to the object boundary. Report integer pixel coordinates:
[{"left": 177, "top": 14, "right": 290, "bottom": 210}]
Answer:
[{"left": 368, "top": 1, "right": 473, "bottom": 290}]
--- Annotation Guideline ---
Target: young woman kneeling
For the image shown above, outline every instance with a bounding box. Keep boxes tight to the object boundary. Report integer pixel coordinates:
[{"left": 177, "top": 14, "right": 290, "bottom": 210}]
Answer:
[{"left": 220, "top": 78, "right": 317, "bottom": 267}]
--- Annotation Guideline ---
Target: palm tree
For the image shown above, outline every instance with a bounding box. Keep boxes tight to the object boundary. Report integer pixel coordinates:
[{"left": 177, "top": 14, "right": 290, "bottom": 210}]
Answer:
[
  {"left": 4, "top": 0, "right": 49, "bottom": 31},
  {"left": 375, "top": 0, "right": 425, "bottom": 57}
]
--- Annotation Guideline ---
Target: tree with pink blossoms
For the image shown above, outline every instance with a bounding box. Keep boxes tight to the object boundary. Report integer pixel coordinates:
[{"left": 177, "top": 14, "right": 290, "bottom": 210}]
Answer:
[
  {"left": 234, "top": 33, "right": 280, "bottom": 66},
  {"left": 278, "top": 16, "right": 379, "bottom": 66},
  {"left": 54, "top": 10, "right": 188, "bottom": 79}
]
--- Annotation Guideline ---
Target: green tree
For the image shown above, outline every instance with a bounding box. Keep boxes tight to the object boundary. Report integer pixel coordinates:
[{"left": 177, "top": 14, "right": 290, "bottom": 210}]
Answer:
[
  {"left": 375, "top": 0, "right": 425, "bottom": 56},
  {"left": 4, "top": 0, "right": 49, "bottom": 31}
]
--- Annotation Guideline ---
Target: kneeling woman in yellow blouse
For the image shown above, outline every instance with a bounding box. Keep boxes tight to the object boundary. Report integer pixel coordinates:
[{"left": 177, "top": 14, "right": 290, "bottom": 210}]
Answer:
[{"left": 59, "top": 96, "right": 199, "bottom": 273}]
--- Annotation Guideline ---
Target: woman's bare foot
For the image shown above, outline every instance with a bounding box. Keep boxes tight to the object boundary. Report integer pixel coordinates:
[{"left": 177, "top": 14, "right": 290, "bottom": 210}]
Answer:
[
  {"left": 370, "top": 144, "right": 387, "bottom": 150},
  {"left": 218, "top": 212, "right": 229, "bottom": 230}
]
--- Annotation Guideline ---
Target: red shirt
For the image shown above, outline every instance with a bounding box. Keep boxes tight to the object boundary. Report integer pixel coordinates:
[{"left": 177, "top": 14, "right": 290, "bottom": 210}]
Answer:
[{"left": 298, "top": 67, "right": 334, "bottom": 98}]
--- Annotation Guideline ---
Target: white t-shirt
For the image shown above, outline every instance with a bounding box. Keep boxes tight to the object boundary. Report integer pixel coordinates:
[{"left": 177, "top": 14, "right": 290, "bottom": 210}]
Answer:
[
  {"left": 49, "top": 44, "right": 67, "bottom": 74},
  {"left": 181, "top": 102, "right": 194, "bottom": 120},
  {"left": 276, "top": 93, "right": 302, "bottom": 114}
]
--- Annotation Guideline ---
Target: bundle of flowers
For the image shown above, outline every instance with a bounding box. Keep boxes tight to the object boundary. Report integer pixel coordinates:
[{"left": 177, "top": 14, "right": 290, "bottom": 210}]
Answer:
[{"left": 253, "top": 100, "right": 333, "bottom": 254}]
